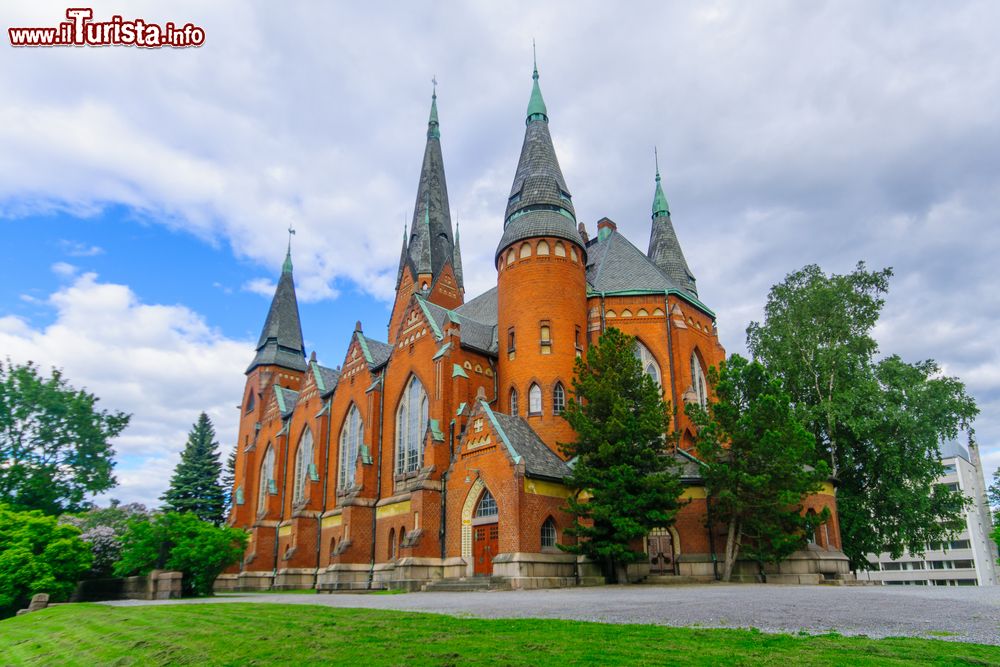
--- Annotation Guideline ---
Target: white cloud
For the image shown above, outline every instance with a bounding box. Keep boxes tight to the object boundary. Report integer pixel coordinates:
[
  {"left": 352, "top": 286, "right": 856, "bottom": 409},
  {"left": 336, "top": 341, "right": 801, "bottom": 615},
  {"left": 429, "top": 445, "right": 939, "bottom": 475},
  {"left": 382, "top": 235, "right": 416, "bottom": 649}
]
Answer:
[
  {"left": 59, "top": 240, "right": 104, "bottom": 258},
  {"left": 0, "top": 272, "right": 250, "bottom": 506},
  {"left": 51, "top": 261, "right": 77, "bottom": 277}
]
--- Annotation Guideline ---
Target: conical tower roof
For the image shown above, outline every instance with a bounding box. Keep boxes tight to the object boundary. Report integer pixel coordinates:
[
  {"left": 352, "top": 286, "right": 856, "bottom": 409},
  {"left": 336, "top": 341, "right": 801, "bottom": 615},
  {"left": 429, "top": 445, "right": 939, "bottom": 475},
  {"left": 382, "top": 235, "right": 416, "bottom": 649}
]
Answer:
[
  {"left": 497, "top": 56, "right": 583, "bottom": 260},
  {"left": 405, "top": 84, "right": 455, "bottom": 282},
  {"left": 247, "top": 242, "right": 307, "bottom": 373},
  {"left": 647, "top": 162, "right": 697, "bottom": 297}
]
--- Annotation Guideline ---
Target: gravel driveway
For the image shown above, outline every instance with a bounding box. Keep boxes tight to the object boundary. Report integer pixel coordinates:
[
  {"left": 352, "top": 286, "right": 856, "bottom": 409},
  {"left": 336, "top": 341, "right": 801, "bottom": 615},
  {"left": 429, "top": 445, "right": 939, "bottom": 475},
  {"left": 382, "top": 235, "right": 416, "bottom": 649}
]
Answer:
[{"left": 103, "top": 584, "right": 1000, "bottom": 646}]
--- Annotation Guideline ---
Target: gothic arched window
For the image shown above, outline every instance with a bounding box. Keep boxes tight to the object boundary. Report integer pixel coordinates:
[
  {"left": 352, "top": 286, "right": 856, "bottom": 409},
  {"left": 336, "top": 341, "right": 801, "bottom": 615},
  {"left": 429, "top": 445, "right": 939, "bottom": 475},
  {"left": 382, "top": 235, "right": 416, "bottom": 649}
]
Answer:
[
  {"left": 509, "top": 387, "right": 519, "bottom": 416},
  {"left": 528, "top": 383, "right": 542, "bottom": 415},
  {"left": 339, "top": 404, "right": 363, "bottom": 490},
  {"left": 396, "top": 375, "right": 428, "bottom": 474},
  {"left": 257, "top": 444, "right": 275, "bottom": 514},
  {"left": 292, "top": 427, "right": 314, "bottom": 505},
  {"left": 691, "top": 352, "right": 708, "bottom": 408},
  {"left": 537, "top": 240, "right": 550, "bottom": 255},
  {"left": 634, "top": 340, "right": 662, "bottom": 388},
  {"left": 476, "top": 489, "right": 498, "bottom": 518},
  {"left": 553, "top": 382, "right": 566, "bottom": 415}
]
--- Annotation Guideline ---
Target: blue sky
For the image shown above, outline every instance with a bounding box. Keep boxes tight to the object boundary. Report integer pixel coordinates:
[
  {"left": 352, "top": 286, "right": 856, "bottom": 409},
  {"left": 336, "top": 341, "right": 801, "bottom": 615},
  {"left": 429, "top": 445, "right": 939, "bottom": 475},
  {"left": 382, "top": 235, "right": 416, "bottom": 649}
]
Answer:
[{"left": 2, "top": 0, "right": 998, "bottom": 506}]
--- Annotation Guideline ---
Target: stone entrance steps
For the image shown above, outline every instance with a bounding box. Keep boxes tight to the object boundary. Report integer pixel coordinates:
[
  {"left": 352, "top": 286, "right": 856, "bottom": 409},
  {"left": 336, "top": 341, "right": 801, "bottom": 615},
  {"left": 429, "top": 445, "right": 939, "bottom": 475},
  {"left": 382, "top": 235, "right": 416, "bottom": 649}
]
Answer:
[
  {"left": 641, "top": 574, "right": 703, "bottom": 585},
  {"left": 421, "top": 576, "right": 511, "bottom": 593}
]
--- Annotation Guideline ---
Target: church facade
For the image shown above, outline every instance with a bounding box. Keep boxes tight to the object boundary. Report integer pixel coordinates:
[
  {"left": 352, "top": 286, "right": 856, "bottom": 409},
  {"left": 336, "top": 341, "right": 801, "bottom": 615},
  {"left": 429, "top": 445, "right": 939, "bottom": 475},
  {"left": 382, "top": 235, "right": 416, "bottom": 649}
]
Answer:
[{"left": 222, "top": 64, "right": 851, "bottom": 591}]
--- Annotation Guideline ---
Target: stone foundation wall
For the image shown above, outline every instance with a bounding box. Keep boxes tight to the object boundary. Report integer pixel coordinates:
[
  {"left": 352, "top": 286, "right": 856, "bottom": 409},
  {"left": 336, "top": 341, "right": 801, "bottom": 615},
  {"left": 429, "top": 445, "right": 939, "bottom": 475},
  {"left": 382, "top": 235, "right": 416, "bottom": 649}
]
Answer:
[{"left": 492, "top": 553, "right": 604, "bottom": 589}]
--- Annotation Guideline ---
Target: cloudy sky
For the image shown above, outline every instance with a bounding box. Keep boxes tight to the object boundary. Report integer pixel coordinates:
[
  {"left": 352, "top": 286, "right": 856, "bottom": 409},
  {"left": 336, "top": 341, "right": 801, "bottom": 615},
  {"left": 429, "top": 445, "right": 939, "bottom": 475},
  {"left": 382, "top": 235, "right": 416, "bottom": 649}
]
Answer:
[{"left": 1, "top": 1, "right": 998, "bottom": 507}]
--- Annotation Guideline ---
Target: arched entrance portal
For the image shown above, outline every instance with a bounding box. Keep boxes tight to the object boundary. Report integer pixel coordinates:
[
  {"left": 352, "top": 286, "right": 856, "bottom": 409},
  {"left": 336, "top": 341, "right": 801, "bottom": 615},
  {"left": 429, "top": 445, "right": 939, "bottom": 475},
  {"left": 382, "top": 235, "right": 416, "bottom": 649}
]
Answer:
[
  {"left": 472, "top": 489, "right": 499, "bottom": 575},
  {"left": 648, "top": 527, "right": 678, "bottom": 575}
]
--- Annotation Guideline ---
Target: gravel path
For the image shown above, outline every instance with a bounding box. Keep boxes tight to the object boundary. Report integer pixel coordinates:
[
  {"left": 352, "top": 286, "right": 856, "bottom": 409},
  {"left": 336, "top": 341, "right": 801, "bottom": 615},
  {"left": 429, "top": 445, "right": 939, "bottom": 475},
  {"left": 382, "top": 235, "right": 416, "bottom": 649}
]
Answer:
[{"left": 102, "top": 584, "right": 1000, "bottom": 646}]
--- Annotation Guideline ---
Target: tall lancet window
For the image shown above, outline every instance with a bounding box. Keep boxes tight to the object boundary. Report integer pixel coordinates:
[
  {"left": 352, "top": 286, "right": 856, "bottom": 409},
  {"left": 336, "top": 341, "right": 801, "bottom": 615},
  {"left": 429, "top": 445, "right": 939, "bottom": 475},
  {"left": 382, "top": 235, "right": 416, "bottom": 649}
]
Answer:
[
  {"left": 396, "top": 375, "right": 428, "bottom": 474},
  {"left": 292, "top": 427, "right": 314, "bottom": 505},
  {"left": 339, "top": 404, "right": 363, "bottom": 491},
  {"left": 691, "top": 352, "right": 708, "bottom": 408},
  {"left": 634, "top": 340, "right": 662, "bottom": 388},
  {"left": 257, "top": 444, "right": 275, "bottom": 514},
  {"left": 528, "top": 383, "right": 542, "bottom": 415}
]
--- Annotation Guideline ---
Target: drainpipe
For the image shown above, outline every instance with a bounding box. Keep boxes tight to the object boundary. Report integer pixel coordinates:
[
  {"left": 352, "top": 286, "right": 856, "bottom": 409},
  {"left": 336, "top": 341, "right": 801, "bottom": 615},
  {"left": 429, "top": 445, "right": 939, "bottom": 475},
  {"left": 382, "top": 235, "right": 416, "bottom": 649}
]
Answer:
[
  {"left": 367, "top": 371, "right": 386, "bottom": 590},
  {"left": 663, "top": 293, "right": 681, "bottom": 435},
  {"left": 487, "top": 358, "right": 498, "bottom": 404},
  {"left": 440, "top": 419, "right": 455, "bottom": 560},
  {"left": 274, "top": 419, "right": 290, "bottom": 581},
  {"left": 314, "top": 397, "right": 333, "bottom": 589}
]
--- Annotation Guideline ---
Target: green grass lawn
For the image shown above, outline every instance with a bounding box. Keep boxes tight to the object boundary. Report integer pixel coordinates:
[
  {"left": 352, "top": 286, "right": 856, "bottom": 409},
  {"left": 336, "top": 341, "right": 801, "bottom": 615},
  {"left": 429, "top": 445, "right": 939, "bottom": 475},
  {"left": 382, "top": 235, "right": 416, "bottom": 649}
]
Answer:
[{"left": 1, "top": 603, "right": 998, "bottom": 666}]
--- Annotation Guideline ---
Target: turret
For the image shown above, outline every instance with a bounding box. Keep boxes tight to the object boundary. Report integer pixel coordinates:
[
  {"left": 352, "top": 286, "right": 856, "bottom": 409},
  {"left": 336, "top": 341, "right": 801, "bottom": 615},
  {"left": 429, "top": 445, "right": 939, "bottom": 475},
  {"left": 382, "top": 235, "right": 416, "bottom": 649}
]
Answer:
[
  {"left": 647, "top": 150, "right": 697, "bottom": 297},
  {"left": 496, "top": 54, "right": 588, "bottom": 453}
]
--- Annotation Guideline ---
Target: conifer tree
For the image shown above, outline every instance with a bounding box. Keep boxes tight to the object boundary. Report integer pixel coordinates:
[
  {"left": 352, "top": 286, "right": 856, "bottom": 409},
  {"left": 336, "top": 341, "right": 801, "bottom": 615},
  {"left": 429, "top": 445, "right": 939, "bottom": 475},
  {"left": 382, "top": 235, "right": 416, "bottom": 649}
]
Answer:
[
  {"left": 221, "top": 448, "right": 237, "bottom": 517},
  {"left": 161, "top": 413, "right": 225, "bottom": 525},
  {"left": 560, "top": 328, "right": 685, "bottom": 583},
  {"left": 687, "top": 355, "right": 830, "bottom": 582}
]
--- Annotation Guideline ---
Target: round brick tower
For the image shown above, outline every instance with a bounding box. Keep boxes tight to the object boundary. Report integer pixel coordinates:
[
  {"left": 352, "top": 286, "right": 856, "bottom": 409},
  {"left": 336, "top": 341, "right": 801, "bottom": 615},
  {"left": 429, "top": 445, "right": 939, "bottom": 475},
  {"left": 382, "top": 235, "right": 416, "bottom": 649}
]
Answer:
[{"left": 496, "top": 59, "right": 587, "bottom": 454}]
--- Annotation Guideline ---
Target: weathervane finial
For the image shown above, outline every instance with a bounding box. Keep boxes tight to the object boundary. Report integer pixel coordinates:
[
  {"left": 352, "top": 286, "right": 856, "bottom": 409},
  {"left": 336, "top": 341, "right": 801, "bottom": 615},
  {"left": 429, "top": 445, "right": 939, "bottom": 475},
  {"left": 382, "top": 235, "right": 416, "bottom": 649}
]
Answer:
[
  {"left": 532, "top": 39, "right": 538, "bottom": 79},
  {"left": 654, "top": 146, "right": 660, "bottom": 180},
  {"left": 431, "top": 75, "right": 437, "bottom": 98}
]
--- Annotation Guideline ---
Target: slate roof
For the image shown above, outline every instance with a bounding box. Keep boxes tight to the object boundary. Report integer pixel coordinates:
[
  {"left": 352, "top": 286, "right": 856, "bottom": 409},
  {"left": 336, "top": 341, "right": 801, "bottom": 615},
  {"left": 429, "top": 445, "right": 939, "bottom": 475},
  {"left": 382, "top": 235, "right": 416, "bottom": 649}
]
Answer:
[
  {"left": 648, "top": 211, "right": 698, "bottom": 297},
  {"left": 497, "top": 210, "right": 584, "bottom": 261},
  {"left": 313, "top": 363, "right": 341, "bottom": 397},
  {"left": 274, "top": 386, "right": 299, "bottom": 417},
  {"left": 399, "top": 92, "right": 458, "bottom": 288},
  {"left": 247, "top": 256, "right": 307, "bottom": 374},
  {"left": 359, "top": 334, "right": 393, "bottom": 370},
  {"left": 586, "top": 229, "right": 678, "bottom": 294},
  {"left": 421, "top": 296, "right": 497, "bottom": 355},
  {"left": 504, "top": 97, "right": 575, "bottom": 223},
  {"left": 454, "top": 287, "right": 498, "bottom": 325},
  {"left": 479, "top": 401, "right": 572, "bottom": 481}
]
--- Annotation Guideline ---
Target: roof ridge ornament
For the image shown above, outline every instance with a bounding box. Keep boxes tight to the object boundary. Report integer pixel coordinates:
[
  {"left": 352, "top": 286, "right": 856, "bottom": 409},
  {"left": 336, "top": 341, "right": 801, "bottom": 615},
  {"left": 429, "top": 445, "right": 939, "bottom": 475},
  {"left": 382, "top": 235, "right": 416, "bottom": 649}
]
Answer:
[{"left": 428, "top": 76, "right": 440, "bottom": 139}]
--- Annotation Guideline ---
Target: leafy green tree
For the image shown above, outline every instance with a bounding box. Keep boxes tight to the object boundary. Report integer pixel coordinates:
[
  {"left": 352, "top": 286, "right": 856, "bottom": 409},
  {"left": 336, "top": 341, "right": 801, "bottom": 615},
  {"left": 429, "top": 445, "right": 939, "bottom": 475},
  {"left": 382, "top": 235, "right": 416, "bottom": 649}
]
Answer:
[
  {"left": 114, "top": 512, "right": 247, "bottom": 597},
  {"left": 747, "top": 263, "right": 978, "bottom": 568},
  {"left": 0, "top": 361, "right": 128, "bottom": 515},
  {"left": 560, "top": 328, "right": 685, "bottom": 583},
  {"left": 161, "top": 413, "right": 226, "bottom": 524},
  {"left": 988, "top": 467, "right": 1000, "bottom": 519},
  {"left": 0, "top": 505, "right": 92, "bottom": 617},
  {"left": 687, "top": 355, "right": 830, "bottom": 581}
]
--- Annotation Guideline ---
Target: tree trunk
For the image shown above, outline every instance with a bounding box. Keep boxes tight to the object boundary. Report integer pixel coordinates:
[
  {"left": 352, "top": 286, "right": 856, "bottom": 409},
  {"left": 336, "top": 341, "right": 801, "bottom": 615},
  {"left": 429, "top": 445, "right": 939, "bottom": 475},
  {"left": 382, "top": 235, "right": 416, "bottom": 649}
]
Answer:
[{"left": 721, "top": 520, "right": 741, "bottom": 583}]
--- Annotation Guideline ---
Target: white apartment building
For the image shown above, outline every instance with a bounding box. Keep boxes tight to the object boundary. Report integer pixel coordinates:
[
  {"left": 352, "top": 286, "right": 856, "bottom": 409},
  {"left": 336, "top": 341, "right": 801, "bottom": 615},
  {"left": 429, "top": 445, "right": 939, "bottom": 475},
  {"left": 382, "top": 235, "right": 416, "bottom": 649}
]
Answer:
[{"left": 856, "top": 439, "right": 999, "bottom": 586}]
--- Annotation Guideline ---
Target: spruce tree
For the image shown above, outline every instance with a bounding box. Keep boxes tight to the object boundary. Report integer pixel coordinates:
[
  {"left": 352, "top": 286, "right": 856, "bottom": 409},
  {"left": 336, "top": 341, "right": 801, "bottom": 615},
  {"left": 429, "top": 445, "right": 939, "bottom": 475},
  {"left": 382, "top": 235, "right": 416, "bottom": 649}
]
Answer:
[
  {"left": 161, "top": 413, "right": 226, "bottom": 524},
  {"left": 560, "top": 328, "right": 685, "bottom": 583},
  {"left": 221, "top": 448, "right": 237, "bottom": 517}
]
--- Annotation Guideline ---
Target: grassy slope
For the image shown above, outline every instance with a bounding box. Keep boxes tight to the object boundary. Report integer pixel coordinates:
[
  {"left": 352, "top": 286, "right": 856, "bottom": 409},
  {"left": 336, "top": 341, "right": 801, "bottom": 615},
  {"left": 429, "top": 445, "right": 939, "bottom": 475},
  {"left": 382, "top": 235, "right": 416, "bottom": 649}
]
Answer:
[{"left": 1, "top": 603, "right": 998, "bottom": 666}]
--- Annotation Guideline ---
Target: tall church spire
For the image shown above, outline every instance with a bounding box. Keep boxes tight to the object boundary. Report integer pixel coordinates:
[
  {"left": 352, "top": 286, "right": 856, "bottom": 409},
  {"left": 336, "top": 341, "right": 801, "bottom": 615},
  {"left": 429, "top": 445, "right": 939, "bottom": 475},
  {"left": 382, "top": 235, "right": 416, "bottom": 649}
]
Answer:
[
  {"left": 647, "top": 154, "right": 697, "bottom": 297},
  {"left": 497, "top": 50, "right": 582, "bottom": 260},
  {"left": 395, "top": 221, "right": 409, "bottom": 288},
  {"left": 248, "top": 236, "right": 307, "bottom": 373},
  {"left": 453, "top": 220, "right": 464, "bottom": 289},
  {"left": 404, "top": 82, "right": 455, "bottom": 285}
]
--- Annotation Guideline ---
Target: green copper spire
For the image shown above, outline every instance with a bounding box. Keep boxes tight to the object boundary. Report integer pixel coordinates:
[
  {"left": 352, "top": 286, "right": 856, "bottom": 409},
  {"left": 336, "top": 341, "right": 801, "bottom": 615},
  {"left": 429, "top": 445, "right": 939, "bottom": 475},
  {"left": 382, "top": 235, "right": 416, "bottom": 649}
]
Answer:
[
  {"left": 526, "top": 41, "right": 548, "bottom": 123},
  {"left": 428, "top": 76, "right": 440, "bottom": 139},
  {"left": 283, "top": 225, "right": 295, "bottom": 274},
  {"left": 652, "top": 148, "right": 670, "bottom": 218}
]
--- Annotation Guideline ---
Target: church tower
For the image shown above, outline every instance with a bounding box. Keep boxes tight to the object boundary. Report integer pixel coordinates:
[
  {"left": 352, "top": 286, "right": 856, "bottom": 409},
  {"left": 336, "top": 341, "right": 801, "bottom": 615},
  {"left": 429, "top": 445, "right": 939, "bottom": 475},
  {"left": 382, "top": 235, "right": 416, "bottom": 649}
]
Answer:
[
  {"left": 389, "top": 85, "right": 463, "bottom": 343},
  {"left": 230, "top": 240, "right": 307, "bottom": 527},
  {"left": 647, "top": 156, "right": 697, "bottom": 297},
  {"left": 496, "top": 56, "right": 588, "bottom": 451}
]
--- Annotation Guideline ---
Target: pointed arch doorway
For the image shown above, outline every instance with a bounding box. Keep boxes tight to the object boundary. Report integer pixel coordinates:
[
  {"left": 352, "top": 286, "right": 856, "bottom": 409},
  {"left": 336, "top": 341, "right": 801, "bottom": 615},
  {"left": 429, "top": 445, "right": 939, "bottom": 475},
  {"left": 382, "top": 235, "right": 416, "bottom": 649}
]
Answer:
[
  {"left": 648, "top": 527, "right": 679, "bottom": 575},
  {"left": 470, "top": 488, "right": 499, "bottom": 575}
]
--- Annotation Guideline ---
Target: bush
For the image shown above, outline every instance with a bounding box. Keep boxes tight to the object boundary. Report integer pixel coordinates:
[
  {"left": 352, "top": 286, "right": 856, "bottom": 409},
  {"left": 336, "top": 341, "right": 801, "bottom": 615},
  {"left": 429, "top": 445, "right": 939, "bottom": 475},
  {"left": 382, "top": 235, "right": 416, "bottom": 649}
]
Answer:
[
  {"left": 0, "top": 505, "right": 92, "bottom": 618},
  {"left": 114, "top": 512, "right": 247, "bottom": 597},
  {"left": 61, "top": 501, "right": 149, "bottom": 578}
]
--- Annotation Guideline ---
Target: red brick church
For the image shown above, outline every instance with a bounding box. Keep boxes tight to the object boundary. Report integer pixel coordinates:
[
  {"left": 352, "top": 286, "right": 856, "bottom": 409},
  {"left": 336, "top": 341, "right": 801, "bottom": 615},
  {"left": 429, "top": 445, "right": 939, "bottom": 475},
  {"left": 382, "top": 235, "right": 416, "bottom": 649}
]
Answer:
[{"left": 222, "top": 62, "right": 850, "bottom": 591}]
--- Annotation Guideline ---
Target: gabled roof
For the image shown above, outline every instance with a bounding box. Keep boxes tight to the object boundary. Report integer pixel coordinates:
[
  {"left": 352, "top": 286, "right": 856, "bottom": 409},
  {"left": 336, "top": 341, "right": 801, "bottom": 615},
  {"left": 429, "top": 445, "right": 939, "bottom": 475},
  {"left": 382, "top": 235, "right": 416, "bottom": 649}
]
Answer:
[
  {"left": 247, "top": 249, "right": 307, "bottom": 374},
  {"left": 477, "top": 401, "right": 572, "bottom": 482},
  {"left": 586, "top": 229, "right": 715, "bottom": 317},
  {"left": 273, "top": 386, "right": 299, "bottom": 417},
  {"left": 454, "top": 287, "right": 498, "bottom": 325},
  {"left": 419, "top": 295, "right": 497, "bottom": 355},
  {"left": 356, "top": 331, "right": 392, "bottom": 370},
  {"left": 312, "top": 362, "right": 341, "bottom": 397}
]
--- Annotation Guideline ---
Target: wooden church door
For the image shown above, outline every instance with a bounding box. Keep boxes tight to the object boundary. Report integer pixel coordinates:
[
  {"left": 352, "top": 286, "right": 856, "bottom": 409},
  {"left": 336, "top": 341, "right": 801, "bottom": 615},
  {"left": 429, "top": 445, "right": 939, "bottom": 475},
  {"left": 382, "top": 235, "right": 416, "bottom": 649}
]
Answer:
[{"left": 473, "top": 524, "right": 498, "bottom": 575}]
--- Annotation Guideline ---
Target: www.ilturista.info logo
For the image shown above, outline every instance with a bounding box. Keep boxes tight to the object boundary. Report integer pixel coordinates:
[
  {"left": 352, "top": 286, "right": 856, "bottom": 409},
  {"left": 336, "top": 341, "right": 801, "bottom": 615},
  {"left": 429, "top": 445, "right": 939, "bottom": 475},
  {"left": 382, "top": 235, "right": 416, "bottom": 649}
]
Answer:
[{"left": 9, "top": 8, "right": 205, "bottom": 48}]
